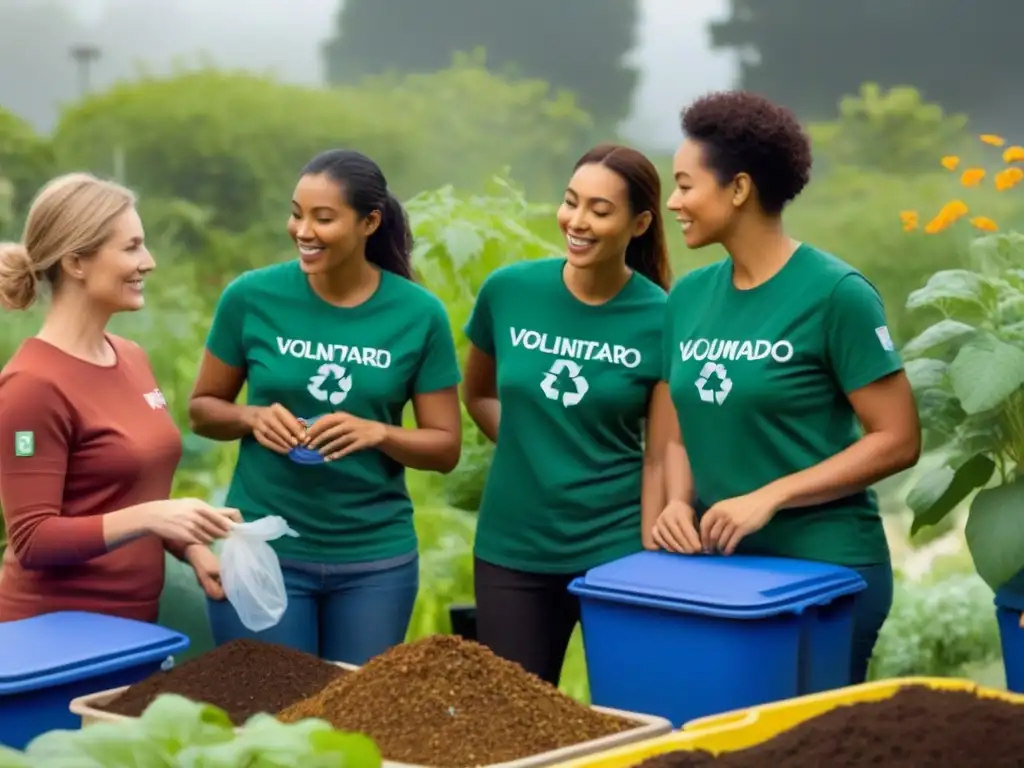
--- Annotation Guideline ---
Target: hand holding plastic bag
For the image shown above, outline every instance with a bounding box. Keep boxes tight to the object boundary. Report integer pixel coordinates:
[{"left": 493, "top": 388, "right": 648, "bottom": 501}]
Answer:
[{"left": 220, "top": 516, "right": 299, "bottom": 632}]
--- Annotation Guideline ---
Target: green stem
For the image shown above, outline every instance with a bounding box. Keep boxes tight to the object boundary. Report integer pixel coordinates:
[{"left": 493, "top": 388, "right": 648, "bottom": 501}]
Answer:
[{"left": 1002, "top": 390, "right": 1024, "bottom": 476}]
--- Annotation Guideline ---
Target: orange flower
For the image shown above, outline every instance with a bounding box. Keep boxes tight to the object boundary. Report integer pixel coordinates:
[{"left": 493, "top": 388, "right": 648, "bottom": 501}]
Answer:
[
  {"left": 900, "top": 210, "right": 919, "bottom": 232},
  {"left": 940, "top": 155, "right": 961, "bottom": 171},
  {"left": 969, "top": 216, "right": 998, "bottom": 232},
  {"left": 924, "top": 199, "right": 969, "bottom": 234},
  {"left": 995, "top": 167, "right": 1024, "bottom": 191},
  {"left": 960, "top": 168, "right": 986, "bottom": 186},
  {"left": 980, "top": 134, "right": 1006, "bottom": 147},
  {"left": 1003, "top": 145, "right": 1024, "bottom": 163}
]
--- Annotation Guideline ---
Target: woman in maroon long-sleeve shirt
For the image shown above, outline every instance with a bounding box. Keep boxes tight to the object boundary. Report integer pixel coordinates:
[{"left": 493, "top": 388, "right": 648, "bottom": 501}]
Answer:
[{"left": 0, "top": 173, "right": 240, "bottom": 623}]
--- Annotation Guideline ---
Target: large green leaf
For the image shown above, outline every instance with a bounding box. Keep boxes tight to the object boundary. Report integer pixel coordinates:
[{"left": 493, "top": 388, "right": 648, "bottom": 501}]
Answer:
[
  {"left": 907, "top": 453, "right": 996, "bottom": 535},
  {"left": 966, "top": 476, "right": 1024, "bottom": 591},
  {"left": 996, "top": 303, "right": 1024, "bottom": 338},
  {"left": 0, "top": 746, "right": 30, "bottom": 767},
  {"left": 901, "top": 319, "right": 977, "bottom": 360},
  {"left": 904, "top": 358, "right": 948, "bottom": 392},
  {"left": 969, "top": 232, "right": 1024, "bottom": 275},
  {"left": 441, "top": 222, "right": 485, "bottom": 269},
  {"left": 948, "top": 333, "right": 1024, "bottom": 414},
  {"left": 951, "top": 413, "right": 1005, "bottom": 458},
  {"left": 1004, "top": 320, "right": 1024, "bottom": 342},
  {"left": 913, "top": 385, "right": 965, "bottom": 451},
  {"left": 905, "top": 269, "right": 987, "bottom": 317}
]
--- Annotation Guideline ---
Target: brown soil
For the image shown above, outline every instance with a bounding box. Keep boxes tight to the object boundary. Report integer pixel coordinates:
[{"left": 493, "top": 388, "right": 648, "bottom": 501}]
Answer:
[
  {"left": 277, "top": 634, "right": 636, "bottom": 767},
  {"left": 102, "top": 639, "right": 345, "bottom": 725},
  {"left": 633, "top": 686, "right": 1024, "bottom": 768}
]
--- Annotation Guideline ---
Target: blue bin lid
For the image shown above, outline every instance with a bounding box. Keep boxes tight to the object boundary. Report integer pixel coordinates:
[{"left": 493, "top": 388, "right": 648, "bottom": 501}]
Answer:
[
  {"left": 573, "top": 551, "right": 866, "bottom": 619},
  {"left": 0, "top": 611, "right": 188, "bottom": 695}
]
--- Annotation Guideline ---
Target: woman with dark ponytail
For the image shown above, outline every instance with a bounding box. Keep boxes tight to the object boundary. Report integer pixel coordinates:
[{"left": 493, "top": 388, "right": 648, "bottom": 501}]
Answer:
[
  {"left": 188, "top": 149, "right": 462, "bottom": 664},
  {"left": 461, "top": 143, "right": 673, "bottom": 685}
]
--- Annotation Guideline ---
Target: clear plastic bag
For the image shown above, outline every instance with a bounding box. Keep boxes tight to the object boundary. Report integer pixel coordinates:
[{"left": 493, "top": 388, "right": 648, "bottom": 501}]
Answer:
[{"left": 219, "top": 516, "right": 299, "bottom": 632}]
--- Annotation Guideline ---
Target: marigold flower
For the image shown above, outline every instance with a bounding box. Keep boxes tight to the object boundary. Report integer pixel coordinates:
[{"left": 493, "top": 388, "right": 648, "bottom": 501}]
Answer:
[
  {"left": 960, "top": 168, "right": 986, "bottom": 186},
  {"left": 995, "top": 167, "right": 1024, "bottom": 191},
  {"left": 899, "top": 210, "right": 919, "bottom": 232},
  {"left": 924, "top": 200, "right": 969, "bottom": 234},
  {"left": 980, "top": 134, "right": 1006, "bottom": 146},
  {"left": 924, "top": 216, "right": 952, "bottom": 234},
  {"left": 1003, "top": 145, "right": 1024, "bottom": 163},
  {"left": 969, "top": 216, "right": 998, "bottom": 232},
  {"left": 940, "top": 155, "right": 961, "bottom": 171}
]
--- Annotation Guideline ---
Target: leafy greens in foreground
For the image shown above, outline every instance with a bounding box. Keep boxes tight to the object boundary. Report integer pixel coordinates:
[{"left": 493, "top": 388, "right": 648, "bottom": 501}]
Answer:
[{"left": 0, "top": 694, "right": 381, "bottom": 768}]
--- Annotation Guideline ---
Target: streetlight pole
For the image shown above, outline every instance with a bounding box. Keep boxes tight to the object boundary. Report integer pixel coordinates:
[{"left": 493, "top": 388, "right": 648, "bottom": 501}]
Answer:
[
  {"left": 70, "top": 44, "right": 101, "bottom": 98},
  {"left": 68, "top": 43, "right": 123, "bottom": 182}
]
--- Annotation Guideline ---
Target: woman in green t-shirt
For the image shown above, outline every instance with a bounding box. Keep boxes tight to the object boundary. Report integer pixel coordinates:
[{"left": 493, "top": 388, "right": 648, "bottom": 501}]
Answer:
[
  {"left": 188, "top": 149, "right": 463, "bottom": 665},
  {"left": 654, "top": 91, "right": 922, "bottom": 683},
  {"left": 462, "top": 144, "right": 674, "bottom": 685}
]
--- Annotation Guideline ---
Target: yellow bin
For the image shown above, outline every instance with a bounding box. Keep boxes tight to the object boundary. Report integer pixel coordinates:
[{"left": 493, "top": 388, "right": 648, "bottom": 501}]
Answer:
[{"left": 549, "top": 677, "right": 1024, "bottom": 768}]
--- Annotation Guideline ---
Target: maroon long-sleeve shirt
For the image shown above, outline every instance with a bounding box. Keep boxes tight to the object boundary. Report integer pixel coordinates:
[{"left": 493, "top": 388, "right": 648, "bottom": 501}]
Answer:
[{"left": 0, "top": 334, "right": 185, "bottom": 622}]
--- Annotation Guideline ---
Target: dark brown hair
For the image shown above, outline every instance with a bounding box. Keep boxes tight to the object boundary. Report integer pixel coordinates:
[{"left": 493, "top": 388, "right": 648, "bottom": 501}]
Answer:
[
  {"left": 301, "top": 149, "right": 413, "bottom": 279},
  {"left": 681, "top": 91, "right": 812, "bottom": 215},
  {"left": 573, "top": 143, "right": 672, "bottom": 291}
]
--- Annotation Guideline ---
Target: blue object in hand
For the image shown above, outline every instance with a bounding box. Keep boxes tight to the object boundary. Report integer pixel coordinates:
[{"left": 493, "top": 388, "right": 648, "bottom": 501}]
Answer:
[{"left": 288, "top": 416, "right": 325, "bottom": 465}]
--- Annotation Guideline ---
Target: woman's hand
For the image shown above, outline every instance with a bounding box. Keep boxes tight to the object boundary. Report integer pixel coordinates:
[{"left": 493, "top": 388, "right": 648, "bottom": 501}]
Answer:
[
  {"left": 144, "top": 499, "right": 241, "bottom": 545},
  {"left": 305, "top": 412, "right": 387, "bottom": 461},
  {"left": 251, "top": 403, "right": 307, "bottom": 454},
  {"left": 652, "top": 500, "right": 703, "bottom": 554},
  {"left": 184, "top": 544, "right": 226, "bottom": 600},
  {"left": 699, "top": 488, "right": 780, "bottom": 556}
]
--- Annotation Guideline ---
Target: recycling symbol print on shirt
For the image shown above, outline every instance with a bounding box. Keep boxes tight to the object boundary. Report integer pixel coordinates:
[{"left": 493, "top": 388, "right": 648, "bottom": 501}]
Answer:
[
  {"left": 695, "top": 361, "right": 732, "bottom": 405},
  {"left": 307, "top": 363, "right": 353, "bottom": 406},
  {"left": 540, "top": 359, "right": 589, "bottom": 407}
]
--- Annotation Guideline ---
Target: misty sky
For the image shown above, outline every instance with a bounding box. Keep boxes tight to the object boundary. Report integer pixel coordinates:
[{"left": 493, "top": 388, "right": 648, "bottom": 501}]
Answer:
[{"left": 52, "top": 0, "right": 736, "bottom": 151}]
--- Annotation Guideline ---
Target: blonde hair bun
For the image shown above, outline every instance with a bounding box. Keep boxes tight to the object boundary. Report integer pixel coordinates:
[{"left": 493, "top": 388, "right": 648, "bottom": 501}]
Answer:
[{"left": 0, "top": 241, "right": 38, "bottom": 311}]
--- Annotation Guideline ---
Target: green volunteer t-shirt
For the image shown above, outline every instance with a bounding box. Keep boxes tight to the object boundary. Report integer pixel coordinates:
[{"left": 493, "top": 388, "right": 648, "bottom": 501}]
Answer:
[
  {"left": 206, "top": 260, "right": 461, "bottom": 563},
  {"left": 664, "top": 244, "right": 902, "bottom": 566},
  {"left": 466, "top": 257, "right": 666, "bottom": 573}
]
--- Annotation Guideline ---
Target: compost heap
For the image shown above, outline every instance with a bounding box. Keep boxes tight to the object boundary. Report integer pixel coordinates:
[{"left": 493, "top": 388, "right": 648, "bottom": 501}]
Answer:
[
  {"left": 633, "top": 686, "right": 1024, "bottom": 768},
  {"left": 277, "top": 634, "right": 635, "bottom": 767},
  {"left": 102, "top": 638, "right": 345, "bottom": 724}
]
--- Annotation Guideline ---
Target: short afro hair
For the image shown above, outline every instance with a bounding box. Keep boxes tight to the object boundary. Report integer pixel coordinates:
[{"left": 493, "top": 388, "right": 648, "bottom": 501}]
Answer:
[{"left": 680, "top": 91, "right": 812, "bottom": 215}]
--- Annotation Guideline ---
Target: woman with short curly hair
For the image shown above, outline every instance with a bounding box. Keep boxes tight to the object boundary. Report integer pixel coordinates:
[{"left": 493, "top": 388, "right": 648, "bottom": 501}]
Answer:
[{"left": 649, "top": 90, "right": 921, "bottom": 683}]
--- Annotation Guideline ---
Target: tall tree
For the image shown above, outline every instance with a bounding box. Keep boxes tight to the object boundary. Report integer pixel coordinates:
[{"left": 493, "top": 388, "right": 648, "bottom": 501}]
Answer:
[
  {"left": 322, "top": 0, "right": 641, "bottom": 127},
  {"left": 710, "top": 0, "right": 1022, "bottom": 130}
]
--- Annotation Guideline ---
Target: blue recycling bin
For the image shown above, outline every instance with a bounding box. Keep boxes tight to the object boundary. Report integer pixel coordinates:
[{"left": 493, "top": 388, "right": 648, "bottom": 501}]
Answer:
[
  {"left": 569, "top": 551, "right": 867, "bottom": 727},
  {"left": 995, "top": 575, "right": 1024, "bottom": 694},
  {"left": 0, "top": 611, "right": 190, "bottom": 749}
]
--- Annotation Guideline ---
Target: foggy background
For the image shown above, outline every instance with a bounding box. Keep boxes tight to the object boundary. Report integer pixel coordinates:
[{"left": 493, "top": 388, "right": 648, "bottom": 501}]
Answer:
[
  {"left": 4, "top": 0, "right": 1019, "bottom": 152},
  {"left": 1, "top": 0, "right": 734, "bottom": 150}
]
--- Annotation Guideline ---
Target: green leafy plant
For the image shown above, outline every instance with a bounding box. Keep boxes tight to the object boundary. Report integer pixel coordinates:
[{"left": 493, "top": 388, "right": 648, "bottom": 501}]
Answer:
[
  {"left": 868, "top": 569, "right": 1003, "bottom": 680},
  {"left": 809, "top": 83, "right": 968, "bottom": 175},
  {"left": 356, "top": 49, "right": 594, "bottom": 199},
  {"left": 902, "top": 231, "right": 1024, "bottom": 590},
  {"left": 407, "top": 504, "right": 476, "bottom": 638},
  {"left": 406, "top": 173, "right": 562, "bottom": 511},
  {"left": 0, "top": 694, "right": 381, "bottom": 768},
  {"left": 0, "top": 107, "right": 55, "bottom": 217},
  {"left": 51, "top": 69, "right": 411, "bottom": 233}
]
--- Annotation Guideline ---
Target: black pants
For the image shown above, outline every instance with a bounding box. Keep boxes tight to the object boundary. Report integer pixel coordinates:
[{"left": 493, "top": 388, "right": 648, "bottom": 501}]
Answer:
[{"left": 474, "top": 557, "right": 584, "bottom": 686}]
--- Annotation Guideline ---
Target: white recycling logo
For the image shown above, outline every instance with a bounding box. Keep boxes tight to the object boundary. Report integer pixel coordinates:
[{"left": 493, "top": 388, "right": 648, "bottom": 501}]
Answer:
[
  {"left": 307, "top": 363, "right": 353, "bottom": 406},
  {"left": 540, "top": 359, "right": 589, "bottom": 407},
  {"left": 695, "top": 361, "right": 733, "bottom": 405}
]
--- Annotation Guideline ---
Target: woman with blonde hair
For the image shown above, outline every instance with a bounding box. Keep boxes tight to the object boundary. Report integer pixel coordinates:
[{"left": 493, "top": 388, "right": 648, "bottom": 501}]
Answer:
[{"left": 0, "top": 172, "right": 240, "bottom": 623}]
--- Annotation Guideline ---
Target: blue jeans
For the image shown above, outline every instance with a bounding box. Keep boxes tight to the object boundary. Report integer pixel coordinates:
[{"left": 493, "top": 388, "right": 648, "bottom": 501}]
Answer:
[
  {"left": 207, "top": 552, "right": 419, "bottom": 665},
  {"left": 848, "top": 561, "right": 895, "bottom": 684}
]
